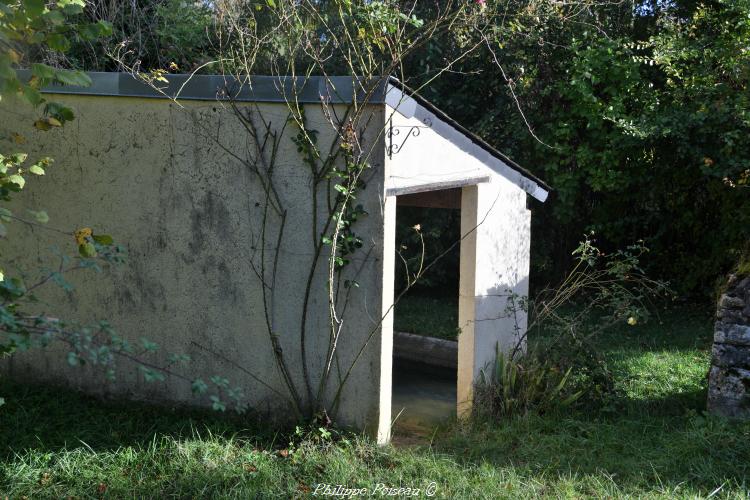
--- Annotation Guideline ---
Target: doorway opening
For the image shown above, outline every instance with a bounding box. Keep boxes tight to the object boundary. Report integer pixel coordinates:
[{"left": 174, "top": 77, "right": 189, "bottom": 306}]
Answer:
[{"left": 391, "top": 188, "right": 461, "bottom": 437}]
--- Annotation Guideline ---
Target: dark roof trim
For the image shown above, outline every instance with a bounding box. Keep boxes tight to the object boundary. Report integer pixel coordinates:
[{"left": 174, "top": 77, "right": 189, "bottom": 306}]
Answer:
[{"left": 18, "top": 71, "right": 385, "bottom": 104}]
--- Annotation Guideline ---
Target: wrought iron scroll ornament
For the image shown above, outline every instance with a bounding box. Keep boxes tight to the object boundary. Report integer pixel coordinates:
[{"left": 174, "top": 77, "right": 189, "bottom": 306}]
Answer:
[{"left": 387, "top": 117, "right": 433, "bottom": 158}]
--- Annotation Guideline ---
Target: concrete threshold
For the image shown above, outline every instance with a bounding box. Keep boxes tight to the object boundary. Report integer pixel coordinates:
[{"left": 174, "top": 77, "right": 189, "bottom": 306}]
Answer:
[{"left": 393, "top": 331, "right": 457, "bottom": 370}]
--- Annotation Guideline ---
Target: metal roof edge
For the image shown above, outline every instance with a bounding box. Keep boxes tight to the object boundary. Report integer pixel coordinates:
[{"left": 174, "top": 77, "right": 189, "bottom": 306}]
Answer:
[{"left": 18, "top": 71, "right": 389, "bottom": 104}]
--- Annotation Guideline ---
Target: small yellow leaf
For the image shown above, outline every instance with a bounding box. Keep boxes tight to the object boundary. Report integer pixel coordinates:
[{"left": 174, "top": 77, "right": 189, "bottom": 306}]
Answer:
[
  {"left": 33, "top": 119, "right": 52, "bottom": 131},
  {"left": 28, "top": 75, "right": 40, "bottom": 89},
  {"left": 75, "top": 227, "right": 93, "bottom": 245},
  {"left": 11, "top": 133, "right": 26, "bottom": 144}
]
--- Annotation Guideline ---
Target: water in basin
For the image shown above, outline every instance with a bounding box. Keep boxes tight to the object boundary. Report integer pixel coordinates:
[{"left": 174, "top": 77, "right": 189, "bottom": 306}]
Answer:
[{"left": 391, "top": 359, "right": 456, "bottom": 437}]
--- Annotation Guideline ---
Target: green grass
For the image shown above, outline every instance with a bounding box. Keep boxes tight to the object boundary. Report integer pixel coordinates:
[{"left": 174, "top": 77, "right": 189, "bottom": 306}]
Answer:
[
  {"left": 394, "top": 294, "right": 459, "bottom": 340},
  {"left": 2, "top": 306, "right": 750, "bottom": 498},
  {"left": 598, "top": 306, "right": 715, "bottom": 410}
]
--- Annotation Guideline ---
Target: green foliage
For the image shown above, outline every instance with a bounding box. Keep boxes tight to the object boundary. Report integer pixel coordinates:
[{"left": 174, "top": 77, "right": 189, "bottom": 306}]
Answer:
[
  {"left": 737, "top": 258, "right": 750, "bottom": 278},
  {"left": 0, "top": 0, "right": 111, "bottom": 123},
  {"left": 153, "top": 0, "right": 214, "bottom": 70},
  {"left": 409, "top": 0, "right": 750, "bottom": 299},
  {"left": 57, "top": 0, "right": 216, "bottom": 73},
  {"left": 22, "top": 0, "right": 744, "bottom": 424},
  {"left": 393, "top": 294, "right": 458, "bottom": 340},
  {"left": 649, "top": 0, "right": 750, "bottom": 186},
  {"left": 476, "top": 348, "right": 582, "bottom": 418},
  {"left": 474, "top": 236, "right": 670, "bottom": 417},
  {"left": 351, "top": 0, "right": 425, "bottom": 52},
  {"left": 37, "top": 0, "right": 748, "bottom": 302}
]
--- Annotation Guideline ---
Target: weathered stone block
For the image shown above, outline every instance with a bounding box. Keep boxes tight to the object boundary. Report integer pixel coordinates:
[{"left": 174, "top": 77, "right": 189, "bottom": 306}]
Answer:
[
  {"left": 714, "top": 323, "right": 750, "bottom": 346},
  {"left": 709, "top": 272, "right": 750, "bottom": 419},
  {"left": 712, "top": 344, "right": 750, "bottom": 369},
  {"left": 719, "top": 294, "right": 745, "bottom": 310},
  {"left": 716, "top": 308, "right": 750, "bottom": 325},
  {"left": 707, "top": 366, "right": 750, "bottom": 419},
  {"left": 393, "top": 331, "right": 457, "bottom": 369}
]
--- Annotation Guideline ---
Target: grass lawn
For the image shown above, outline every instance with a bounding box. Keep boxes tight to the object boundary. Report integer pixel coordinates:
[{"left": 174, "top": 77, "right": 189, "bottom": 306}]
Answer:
[
  {"left": 394, "top": 294, "right": 459, "bottom": 340},
  {"left": 2, "top": 306, "right": 750, "bottom": 498}
]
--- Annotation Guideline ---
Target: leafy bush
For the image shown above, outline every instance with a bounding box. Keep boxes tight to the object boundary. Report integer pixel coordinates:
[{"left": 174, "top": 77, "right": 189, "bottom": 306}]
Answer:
[
  {"left": 44, "top": 0, "right": 218, "bottom": 73},
  {"left": 735, "top": 244, "right": 750, "bottom": 278},
  {"left": 474, "top": 236, "right": 670, "bottom": 418},
  {"left": 475, "top": 347, "right": 583, "bottom": 418}
]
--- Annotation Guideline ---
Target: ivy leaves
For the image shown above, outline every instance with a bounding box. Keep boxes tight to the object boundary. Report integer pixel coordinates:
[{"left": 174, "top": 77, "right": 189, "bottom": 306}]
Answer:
[{"left": 0, "top": 153, "right": 50, "bottom": 195}]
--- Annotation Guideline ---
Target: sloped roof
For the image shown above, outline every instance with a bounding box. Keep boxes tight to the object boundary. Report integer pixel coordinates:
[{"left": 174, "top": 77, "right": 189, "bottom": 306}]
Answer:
[
  {"left": 25, "top": 71, "right": 549, "bottom": 200},
  {"left": 387, "top": 77, "right": 549, "bottom": 198}
]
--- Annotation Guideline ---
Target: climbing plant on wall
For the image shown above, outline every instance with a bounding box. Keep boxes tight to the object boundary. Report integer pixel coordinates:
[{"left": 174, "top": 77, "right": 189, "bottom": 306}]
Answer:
[
  {"left": 110, "top": 0, "right": 519, "bottom": 420},
  {"left": 5, "top": 0, "right": 683, "bottom": 423}
]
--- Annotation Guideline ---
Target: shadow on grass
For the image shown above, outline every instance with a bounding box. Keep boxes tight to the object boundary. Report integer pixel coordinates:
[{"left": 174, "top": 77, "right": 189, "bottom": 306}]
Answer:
[
  {"left": 618, "top": 386, "right": 708, "bottom": 416},
  {"left": 433, "top": 303, "right": 745, "bottom": 495},
  {"left": 0, "top": 379, "right": 276, "bottom": 457},
  {"left": 1, "top": 379, "right": 748, "bottom": 497}
]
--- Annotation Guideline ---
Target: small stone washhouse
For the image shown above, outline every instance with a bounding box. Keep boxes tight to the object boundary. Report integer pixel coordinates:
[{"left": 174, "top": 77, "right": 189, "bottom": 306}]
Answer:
[{"left": 1, "top": 73, "right": 549, "bottom": 443}]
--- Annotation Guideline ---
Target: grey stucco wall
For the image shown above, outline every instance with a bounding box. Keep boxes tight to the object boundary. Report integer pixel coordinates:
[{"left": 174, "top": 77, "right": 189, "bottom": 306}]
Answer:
[{"left": 0, "top": 95, "right": 388, "bottom": 431}]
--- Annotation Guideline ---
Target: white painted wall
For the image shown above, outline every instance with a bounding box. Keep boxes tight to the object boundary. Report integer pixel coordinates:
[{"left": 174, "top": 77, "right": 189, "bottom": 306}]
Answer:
[
  {"left": 457, "top": 180, "right": 530, "bottom": 415},
  {"left": 384, "top": 85, "right": 547, "bottom": 202},
  {"left": 384, "top": 89, "right": 533, "bottom": 420}
]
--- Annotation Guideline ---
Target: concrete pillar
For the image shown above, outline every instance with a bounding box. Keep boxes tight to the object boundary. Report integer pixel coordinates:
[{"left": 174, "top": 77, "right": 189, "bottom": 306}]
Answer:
[
  {"left": 457, "top": 181, "right": 531, "bottom": 417},
  {"left": 458, "top": 184, "right": 478, "bottom": 416},
  {"left": 377, "top": 195, "right": 397, "bottom": 444}
]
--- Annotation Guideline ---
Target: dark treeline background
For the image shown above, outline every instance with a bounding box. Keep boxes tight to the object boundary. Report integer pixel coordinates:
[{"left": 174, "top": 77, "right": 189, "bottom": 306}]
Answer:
[
  {"left": 51, "top": 0, "right": 749, "bottom": 302},
  {"left": 407, "top": 0, "right": 750, "bottom": 302}
]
